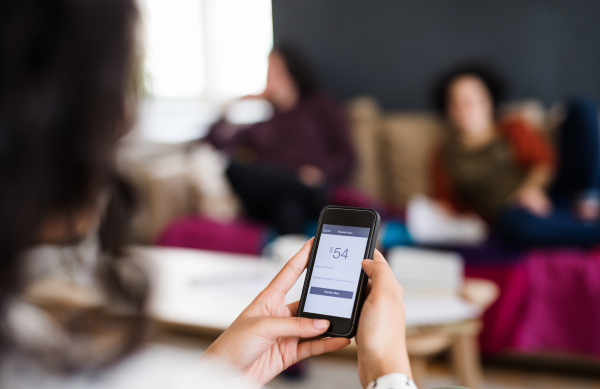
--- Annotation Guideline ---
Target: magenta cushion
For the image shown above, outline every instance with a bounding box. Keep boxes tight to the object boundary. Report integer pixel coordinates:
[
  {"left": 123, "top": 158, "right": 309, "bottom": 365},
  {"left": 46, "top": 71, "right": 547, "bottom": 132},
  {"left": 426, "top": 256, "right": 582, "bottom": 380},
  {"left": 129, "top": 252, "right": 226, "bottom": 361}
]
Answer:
[{"left": 156, "top": 216, "right": 267, "bottom": 256}]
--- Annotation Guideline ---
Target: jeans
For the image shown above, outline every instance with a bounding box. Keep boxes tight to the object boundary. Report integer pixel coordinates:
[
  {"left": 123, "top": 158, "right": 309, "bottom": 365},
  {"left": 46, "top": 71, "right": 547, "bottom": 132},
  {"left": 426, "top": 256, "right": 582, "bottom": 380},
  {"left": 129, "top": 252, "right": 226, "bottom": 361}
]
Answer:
[{"left": 499, "top": 97, "right": 600, "bottom": 247}]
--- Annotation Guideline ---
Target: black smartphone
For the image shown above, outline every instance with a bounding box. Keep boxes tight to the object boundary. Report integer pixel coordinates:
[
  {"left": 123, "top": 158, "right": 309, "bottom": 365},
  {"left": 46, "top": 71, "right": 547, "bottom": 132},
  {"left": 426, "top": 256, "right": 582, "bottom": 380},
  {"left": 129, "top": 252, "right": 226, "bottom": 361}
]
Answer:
[{"left": 297, "top": 205, "right": 380, "bottom": 338}]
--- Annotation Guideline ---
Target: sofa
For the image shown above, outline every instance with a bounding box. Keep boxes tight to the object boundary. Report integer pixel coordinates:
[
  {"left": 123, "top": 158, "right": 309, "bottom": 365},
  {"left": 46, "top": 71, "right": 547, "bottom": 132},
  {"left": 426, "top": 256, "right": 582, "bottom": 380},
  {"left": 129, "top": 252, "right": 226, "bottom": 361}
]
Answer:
[
  {"left": 123, "top": 96, "right": 600, "bottom": 361},
  {"left": 348, "top": 97, "right": 600, "bottom": 361}
]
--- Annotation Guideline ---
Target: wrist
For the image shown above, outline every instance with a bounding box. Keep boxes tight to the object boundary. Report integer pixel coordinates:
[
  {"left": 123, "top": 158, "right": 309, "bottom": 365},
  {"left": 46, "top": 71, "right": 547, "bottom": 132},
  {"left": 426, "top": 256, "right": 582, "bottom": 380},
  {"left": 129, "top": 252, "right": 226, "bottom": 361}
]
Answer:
[
  {"left": 201, "top": 344, "right": 224, "bottom": 366},
  {"left": 203, "top": 339, "right": 234, "bottom": 369},
  {"left": 362, "top": 351, "right": 413, "bottom": 384}
]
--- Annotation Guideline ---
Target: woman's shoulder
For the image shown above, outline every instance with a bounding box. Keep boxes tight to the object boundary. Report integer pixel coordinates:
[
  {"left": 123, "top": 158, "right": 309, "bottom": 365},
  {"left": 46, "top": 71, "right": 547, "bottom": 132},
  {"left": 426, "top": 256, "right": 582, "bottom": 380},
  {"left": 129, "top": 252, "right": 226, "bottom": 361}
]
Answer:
[
  {"left": 498, "top": 117, "right": 542, "bottom": 138},
  {"left": 498, "top": 117, "right": 556, "bottom": 165},
  {"left": 497, "top": 117, "right": 552, "bottom": 148}
]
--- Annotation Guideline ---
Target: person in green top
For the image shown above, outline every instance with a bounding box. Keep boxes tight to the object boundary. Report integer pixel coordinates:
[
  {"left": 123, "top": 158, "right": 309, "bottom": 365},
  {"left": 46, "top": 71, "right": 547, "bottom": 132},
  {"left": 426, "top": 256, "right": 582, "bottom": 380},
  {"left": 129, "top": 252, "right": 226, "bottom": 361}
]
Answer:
[{"left": 431, "top": 64, "right": 600, "bottom": 246}]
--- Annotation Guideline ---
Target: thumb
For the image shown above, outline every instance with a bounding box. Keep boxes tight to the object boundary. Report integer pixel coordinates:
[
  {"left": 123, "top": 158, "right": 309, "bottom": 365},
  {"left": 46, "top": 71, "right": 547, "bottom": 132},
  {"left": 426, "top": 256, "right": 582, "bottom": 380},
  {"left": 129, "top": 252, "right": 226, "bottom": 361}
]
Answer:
[
  {"left": 256, "top": 316, "right": 330, "bottom": 340},
  {"left": 362, "top": 259, "right": 398, "bottom": 294}
]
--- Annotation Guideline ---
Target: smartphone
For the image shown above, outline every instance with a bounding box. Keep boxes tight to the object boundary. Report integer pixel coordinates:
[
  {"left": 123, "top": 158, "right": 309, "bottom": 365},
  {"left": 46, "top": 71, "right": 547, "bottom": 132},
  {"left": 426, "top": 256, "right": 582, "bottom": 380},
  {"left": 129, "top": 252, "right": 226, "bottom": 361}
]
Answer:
[{"left": 297, "top": 205, "right": 380, "bottom": 338}]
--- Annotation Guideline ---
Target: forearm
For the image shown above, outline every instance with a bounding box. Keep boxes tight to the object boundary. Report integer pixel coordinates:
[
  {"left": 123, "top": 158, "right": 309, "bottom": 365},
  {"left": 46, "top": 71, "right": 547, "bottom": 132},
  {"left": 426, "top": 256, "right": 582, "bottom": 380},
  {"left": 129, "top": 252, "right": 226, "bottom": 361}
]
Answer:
[
  {"left": 205, "top": 119, "right": 255, "bottom": 150},
  {"left": 509, "top": 164, "right": 554, "bottom": 216},
  {"left": 520, "top": 164, "right": 554, "bottom": 190},
  {"left": 361, "top": 352, "right": 413, "bottom": 386}
]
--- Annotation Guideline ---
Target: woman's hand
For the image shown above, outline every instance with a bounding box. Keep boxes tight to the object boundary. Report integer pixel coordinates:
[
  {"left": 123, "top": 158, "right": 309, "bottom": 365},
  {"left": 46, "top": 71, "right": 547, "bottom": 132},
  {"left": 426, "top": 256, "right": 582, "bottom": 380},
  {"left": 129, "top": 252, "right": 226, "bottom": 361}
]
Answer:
[
  {"left": 355, "top": 250, "right": 412, "bottom": 388},
  {"left": 509, "top": 184, "right": 552, "bottom": 217},
  {"left": 508, "top": 164, "right": 554, "bottom": 217},
  {"left": 298, "top": 165, "right": 326, "bottom": 188},
  {"left": 203, "top": 238, "right": 350, "bottom": 387}
]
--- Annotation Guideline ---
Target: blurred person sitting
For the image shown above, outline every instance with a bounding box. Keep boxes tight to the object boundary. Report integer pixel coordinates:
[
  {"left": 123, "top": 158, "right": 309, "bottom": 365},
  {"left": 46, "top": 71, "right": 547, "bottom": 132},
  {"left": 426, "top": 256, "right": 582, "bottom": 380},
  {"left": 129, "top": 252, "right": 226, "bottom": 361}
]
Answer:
[
  {"left": 431, "top": 64, "right": 600, "bottom": 246},
  {"left": 0, "top": 1, "right": 415, "bottom": 388},
  {"left": 206, "top": 44, "right": 356, "bottom": 235}
]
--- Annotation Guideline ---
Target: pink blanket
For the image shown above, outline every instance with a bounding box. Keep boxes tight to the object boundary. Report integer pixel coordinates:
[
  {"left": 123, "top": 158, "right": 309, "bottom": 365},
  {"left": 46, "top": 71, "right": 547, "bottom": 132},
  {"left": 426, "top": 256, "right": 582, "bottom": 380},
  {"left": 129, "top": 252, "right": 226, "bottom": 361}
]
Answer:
[{"left": 467, "top": 248, "right": 600, "bottom": 358}]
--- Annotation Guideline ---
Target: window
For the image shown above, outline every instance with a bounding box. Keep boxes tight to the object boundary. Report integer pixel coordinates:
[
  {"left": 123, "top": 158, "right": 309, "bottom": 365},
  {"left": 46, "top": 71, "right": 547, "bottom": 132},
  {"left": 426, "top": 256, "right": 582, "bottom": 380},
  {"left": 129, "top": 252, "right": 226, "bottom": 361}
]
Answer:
[
  {"left": 134, "top": 0, "right": 273, "bottom": 143},
  {"left": 138, "top": 0, "right": 273, "bottom": 100}
]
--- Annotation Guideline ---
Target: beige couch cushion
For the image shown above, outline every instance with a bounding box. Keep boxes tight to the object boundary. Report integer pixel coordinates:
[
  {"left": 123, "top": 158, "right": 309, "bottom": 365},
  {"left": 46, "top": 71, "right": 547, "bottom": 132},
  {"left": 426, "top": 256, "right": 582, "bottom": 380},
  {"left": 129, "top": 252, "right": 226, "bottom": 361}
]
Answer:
[
  {"left": 380, "top": 112, "right": 445, "bottom": 208},
  {"left": 346, "top": 96, "right": 384, "bottom": 200},
  {"left": 119, "top": 144, "right": 196, "bottom": 243},
  {"left": 119, "top": 141, "right": 241, "bottom": 244}
]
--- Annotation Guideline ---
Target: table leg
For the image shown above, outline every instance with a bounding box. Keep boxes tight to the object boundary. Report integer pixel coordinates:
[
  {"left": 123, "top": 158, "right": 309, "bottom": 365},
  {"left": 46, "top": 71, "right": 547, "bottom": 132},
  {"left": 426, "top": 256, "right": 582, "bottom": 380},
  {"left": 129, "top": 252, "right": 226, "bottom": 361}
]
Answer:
[{"left": 451, "top": 334, "right": 483, "bottom": 389}]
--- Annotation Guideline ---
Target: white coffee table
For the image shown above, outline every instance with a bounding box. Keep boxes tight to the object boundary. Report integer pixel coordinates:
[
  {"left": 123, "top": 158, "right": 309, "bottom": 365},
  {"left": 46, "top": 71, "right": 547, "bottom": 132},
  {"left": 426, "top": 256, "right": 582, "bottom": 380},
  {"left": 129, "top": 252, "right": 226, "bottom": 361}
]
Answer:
[
  {"left": 24, "top": 245, "right": 495, "bottom": 388},
  {"left": 131, "top": 246, "right": 495, "bottom": 388}
]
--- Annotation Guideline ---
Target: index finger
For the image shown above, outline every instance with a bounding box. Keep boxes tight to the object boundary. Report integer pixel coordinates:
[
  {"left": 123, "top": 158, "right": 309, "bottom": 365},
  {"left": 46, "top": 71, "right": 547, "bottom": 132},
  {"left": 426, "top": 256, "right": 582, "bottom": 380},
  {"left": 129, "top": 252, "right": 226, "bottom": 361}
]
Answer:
[{"left": 266, "top": 238, "right": 314, "bottom": 296}]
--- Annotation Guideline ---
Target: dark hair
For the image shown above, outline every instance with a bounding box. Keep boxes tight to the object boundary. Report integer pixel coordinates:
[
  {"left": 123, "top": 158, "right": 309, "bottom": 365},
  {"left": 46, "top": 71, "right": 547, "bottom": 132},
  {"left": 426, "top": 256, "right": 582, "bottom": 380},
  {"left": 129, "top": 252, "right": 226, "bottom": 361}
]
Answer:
[
  {"left": 432, "top": 63, "right": 507, "bottom": 116},
  {"left": 272, "top": 43, "right": 319, "bottom": 100},
  {"left": 0, "top": 0, "right": 145, "bottom": 369}
]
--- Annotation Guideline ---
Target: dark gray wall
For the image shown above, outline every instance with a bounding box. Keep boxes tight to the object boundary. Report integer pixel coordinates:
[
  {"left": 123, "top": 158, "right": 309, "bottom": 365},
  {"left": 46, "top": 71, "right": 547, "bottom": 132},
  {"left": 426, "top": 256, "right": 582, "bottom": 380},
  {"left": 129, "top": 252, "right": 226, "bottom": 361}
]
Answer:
[{"left": 272, "top": 0, "right": 600, "bottom": 110}]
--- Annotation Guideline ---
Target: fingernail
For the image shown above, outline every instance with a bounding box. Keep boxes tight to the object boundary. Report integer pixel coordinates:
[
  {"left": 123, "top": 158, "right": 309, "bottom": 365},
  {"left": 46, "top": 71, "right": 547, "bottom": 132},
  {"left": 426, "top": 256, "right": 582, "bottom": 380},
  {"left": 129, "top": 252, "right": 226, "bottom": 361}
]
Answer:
[{"left": 314, "top": 319, "right": 329, "bottom": 330}]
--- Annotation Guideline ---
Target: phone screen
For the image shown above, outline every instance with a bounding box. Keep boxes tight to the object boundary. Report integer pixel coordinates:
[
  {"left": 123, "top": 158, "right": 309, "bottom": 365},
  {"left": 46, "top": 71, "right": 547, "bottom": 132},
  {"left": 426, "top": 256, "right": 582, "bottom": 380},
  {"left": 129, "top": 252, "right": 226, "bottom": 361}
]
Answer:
[{"left": 303, "top": 224, "right": 370, "bottom": 319}]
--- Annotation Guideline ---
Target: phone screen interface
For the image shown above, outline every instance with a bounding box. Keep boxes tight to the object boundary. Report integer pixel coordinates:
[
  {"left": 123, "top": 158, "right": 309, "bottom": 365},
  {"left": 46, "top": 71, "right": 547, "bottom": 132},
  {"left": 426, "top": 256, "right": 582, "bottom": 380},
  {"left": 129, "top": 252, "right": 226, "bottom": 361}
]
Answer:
[{"left": 303, "top": 224, "right": 370, "bottom": 319}]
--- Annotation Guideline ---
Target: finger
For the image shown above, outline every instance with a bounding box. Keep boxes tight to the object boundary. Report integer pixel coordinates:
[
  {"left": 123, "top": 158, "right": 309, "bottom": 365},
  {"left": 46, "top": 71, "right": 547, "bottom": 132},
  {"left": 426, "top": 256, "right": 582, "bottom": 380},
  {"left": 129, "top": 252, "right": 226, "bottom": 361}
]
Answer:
[
  {"left": 266, "top": 238, "right": 314, "bottom": 296},
  {"left": 362, "top": 259, "right": 398, "bottom": 295},
  {"left": 364, "top": 249, "right": 384, "bottom": 262},
  {"left": 255, "top": 316, "right": 330, "bottom": 340},
  {"left": 372, "top": 249, "right": 386, "bottom": 262},
  {"left": 541, "top": 199, "right": 553, "bottom": 214},
  {"left": 287, "top": 300, "right": 300, "bottom": 316},
  {"left": 296, "top": 337, "right": 351, "bottom": 361},
  {"left": 364, "top": 258, "right": 404, "bottom": 297},
  {"left": 529, "top": 203, "right": 550, "bottom": 218},
  {"left": 365, "top": 279, "right": 373, "bottom": 295}
]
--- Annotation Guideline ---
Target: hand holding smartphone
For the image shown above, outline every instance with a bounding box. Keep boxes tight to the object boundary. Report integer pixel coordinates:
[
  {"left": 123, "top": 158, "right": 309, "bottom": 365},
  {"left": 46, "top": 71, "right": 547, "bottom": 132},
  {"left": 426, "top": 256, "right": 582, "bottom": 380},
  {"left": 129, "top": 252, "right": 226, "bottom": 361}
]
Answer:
[{"left": 297, "top": 206, "right": 380, "bottom": 338}]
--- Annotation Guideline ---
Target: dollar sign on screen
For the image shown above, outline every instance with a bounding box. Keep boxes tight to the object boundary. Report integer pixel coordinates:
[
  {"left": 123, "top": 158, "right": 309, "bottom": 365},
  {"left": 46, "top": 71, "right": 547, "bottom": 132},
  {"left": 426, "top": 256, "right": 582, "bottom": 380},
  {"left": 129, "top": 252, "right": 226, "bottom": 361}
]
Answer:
[{"left": 329, "top": 247, "right": 333, "bottom": 253}]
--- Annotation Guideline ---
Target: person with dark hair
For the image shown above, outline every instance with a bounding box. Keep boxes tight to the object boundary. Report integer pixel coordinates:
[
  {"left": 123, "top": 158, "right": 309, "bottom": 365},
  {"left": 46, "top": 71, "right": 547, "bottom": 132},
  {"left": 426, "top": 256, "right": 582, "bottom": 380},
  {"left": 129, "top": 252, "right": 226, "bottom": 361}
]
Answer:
[
  {"left": 431, "top": 63, "right": 600, "bottom": 246},
  {"left": 206, "top": 43, "right": 356, "bottom": 235},
  {"left": 432, "top": 64, "right": 507, "bottom": 118},
  {"left": 0, "top": 0, "right": 146, "bottom": 370},
  {"left": 0, "top": 1, "right": 416, "bottom": 388}
]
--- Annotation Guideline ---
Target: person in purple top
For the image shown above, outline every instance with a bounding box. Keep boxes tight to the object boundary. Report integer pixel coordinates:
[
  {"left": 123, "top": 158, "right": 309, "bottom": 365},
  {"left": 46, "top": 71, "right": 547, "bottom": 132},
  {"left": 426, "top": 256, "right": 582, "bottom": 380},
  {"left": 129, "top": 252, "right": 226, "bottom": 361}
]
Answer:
[{"left": 206, "top": 44, "right": 356, "bottom": 235}]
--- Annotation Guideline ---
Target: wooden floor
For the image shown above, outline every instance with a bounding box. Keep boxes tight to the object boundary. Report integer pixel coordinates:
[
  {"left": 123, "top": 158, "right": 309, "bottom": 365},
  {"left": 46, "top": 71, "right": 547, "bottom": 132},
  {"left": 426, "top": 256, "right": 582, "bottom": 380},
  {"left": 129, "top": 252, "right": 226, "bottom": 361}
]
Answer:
[{"left": 156, "top": 333, "right": 600, "bottom": 389}]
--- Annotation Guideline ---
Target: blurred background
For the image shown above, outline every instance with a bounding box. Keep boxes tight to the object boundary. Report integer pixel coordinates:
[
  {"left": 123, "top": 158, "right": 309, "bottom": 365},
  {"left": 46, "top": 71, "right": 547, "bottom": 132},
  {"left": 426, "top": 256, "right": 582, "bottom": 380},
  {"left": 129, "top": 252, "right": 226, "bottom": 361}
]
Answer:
[
  {"left": 134, "top": 0, "right": 600, "bottom": 145},
  {"left": 25, "top": 1, "right": 600, "bottom": 388},
  {"left": 272, "top": 0, "right": 600, "bottom": 109}
]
